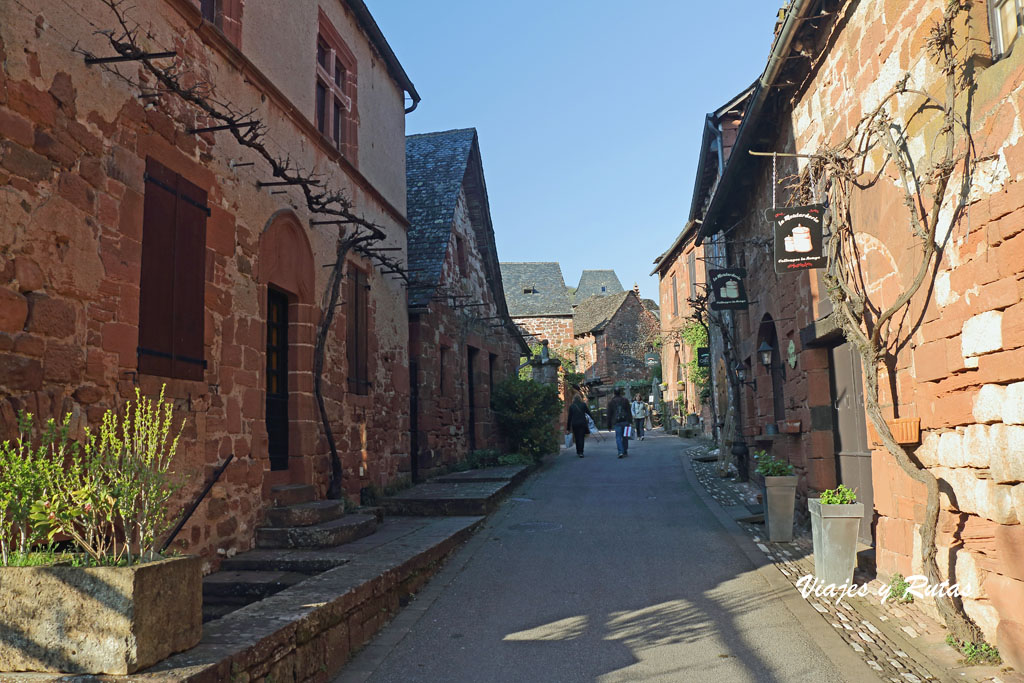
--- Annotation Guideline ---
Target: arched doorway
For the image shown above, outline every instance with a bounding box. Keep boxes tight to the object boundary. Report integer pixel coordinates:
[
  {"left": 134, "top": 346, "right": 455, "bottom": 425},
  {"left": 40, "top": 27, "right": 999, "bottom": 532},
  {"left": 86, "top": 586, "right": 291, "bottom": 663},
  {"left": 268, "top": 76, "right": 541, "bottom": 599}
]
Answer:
[
  {"left": 757, "top": 314, "right": 785, "bottom": 425},
  {"left": 258, "top": 211, "right": 315, "bottom": 486}
]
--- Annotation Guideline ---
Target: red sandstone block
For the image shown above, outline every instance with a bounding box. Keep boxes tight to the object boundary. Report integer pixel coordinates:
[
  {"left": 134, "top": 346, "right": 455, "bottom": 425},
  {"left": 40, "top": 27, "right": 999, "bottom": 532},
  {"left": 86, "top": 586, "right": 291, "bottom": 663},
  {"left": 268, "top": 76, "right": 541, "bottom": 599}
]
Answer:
[
  {"left": 805, "top": 456, "right": 836, "bottom": 491},
  {"left": 0, "top": 287, "right": 28, "bottom": 333},
  {"left": 42, "top": 342, "right": 83, "bottom": 383},
  {"left": 980, "top": 276, "right": 1021, "bottom": 312},
  {"left": 996, "top": 231, "right": 1024, "bottom": 280},
  {"left": 7, "top": 81, "right": 57, "bottom": 127},
  {"left": 1003, "top": 302, "right": 1024, "bottom": 350},
  {"left": 977, "top": 346, "right": 1024, "bottom": 384},
  {"left": 100, "top": 322, "right": 137, "bottom": 366},
  {"left": 987, "top": 574, "right": 1024, "bottom": 630},
  {"left": 914, "top": 339, "right": 948, "bottom": 382},
  {"left": 25, "top": 294, "right": 75, "bottom": 338},
  {"left": 0, "top": 109, "right": 33, "bottom": 147},
  {"left": 207, "top": 205, "right": 235, "bottom": 257},
  {"left": 995, "top": 525, "right": 1024, "bottom": 583},
  {"left": 998, "top": 620, "right": 1024, "bottom": 671}
]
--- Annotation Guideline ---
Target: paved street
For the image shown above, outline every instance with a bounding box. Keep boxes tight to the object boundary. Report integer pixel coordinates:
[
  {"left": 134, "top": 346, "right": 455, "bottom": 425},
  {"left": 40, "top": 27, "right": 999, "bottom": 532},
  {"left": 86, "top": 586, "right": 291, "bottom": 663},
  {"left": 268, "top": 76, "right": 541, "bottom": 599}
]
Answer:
[{"left": 339, "top": 430, "right": 878, "bottom": 682}]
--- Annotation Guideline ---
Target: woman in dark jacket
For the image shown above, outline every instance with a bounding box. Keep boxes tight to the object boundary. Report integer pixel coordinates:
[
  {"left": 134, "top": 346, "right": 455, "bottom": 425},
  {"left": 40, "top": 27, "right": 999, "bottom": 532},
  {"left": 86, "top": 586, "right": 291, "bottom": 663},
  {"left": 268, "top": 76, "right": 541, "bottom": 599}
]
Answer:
[{"left": 566, "top": 394, "right": 592, "bottom": 458}]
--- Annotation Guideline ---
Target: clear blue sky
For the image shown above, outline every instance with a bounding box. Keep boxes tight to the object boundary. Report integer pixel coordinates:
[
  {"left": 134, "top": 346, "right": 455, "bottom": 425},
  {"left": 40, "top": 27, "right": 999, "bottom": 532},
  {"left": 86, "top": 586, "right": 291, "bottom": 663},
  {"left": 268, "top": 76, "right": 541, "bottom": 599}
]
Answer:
[{"left": 367, "top": 2, "right": 781, "bottom": 302}]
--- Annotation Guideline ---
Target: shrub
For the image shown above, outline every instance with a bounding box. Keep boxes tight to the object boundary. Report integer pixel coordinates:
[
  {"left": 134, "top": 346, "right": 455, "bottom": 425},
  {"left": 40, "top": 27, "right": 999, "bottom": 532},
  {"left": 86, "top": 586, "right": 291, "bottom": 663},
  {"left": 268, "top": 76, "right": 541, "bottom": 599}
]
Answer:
[
  {"left": 491, "top": 378, "right": 562, "bottom": 462},
  {"left": 753, "top": 449, "right": 794, "bottom": 477},
  {"left": 887, "top": 573, "right": 914, "bottom": 604},
  {"left": 820, "top": 484, "right": 857, "bottom": 505},
  {"left": 1, "top": 387, "right": 184, "bottom": 567}
]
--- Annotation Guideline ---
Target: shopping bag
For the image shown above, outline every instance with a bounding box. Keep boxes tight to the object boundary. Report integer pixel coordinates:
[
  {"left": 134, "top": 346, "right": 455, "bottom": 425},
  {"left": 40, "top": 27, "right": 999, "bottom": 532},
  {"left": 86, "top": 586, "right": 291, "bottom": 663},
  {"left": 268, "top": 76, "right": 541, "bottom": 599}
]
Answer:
[
  {"left": 565, "top": 433, "right": 573, "bottom": 449},
  {"left": 623, "top": 425, "right": 633, "bottom": 438},
  {"left": 586, "top": 414, "right": 599, "bottom": 434}
]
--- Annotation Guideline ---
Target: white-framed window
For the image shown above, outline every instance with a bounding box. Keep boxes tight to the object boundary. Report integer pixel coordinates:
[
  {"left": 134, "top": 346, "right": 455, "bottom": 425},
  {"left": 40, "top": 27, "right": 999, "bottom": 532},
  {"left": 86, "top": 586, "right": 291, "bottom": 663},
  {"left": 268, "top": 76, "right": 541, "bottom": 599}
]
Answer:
[
  {"left": 315, "top": 10, "right": 357, "bottom": 160},
  {"left": 991, "top": 0, "right": 1023, "bottom": 60}
]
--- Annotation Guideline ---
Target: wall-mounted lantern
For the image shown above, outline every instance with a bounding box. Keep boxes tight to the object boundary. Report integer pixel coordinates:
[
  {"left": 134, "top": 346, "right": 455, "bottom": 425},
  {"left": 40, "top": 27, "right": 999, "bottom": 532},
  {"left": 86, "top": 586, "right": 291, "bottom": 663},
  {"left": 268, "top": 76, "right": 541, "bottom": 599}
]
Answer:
[{"left": 758, "top": 341, "right": 774, "bottom": 369}]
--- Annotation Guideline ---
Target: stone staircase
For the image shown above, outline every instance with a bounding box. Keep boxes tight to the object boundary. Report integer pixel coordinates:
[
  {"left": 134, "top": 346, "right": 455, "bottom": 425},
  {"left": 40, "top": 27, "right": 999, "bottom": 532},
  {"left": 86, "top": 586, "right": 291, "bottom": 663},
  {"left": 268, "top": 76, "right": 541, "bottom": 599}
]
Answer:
[{"left": 201, "top": 484, "right": 378, "bottom": 622}]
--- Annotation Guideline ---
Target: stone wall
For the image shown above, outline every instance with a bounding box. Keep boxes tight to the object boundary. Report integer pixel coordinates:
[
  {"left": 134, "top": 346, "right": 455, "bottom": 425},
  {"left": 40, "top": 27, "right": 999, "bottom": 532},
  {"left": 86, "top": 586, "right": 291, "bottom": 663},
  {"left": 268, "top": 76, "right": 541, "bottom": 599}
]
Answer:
[
  {"left": 657, "top": 238, "right": 706, "bottom": 421},
  {"left": 0, "top": 0, "right": 411, "bottom": 571},
  {"left": 513, "top": 315, "right": 573, "bottom": 353}
]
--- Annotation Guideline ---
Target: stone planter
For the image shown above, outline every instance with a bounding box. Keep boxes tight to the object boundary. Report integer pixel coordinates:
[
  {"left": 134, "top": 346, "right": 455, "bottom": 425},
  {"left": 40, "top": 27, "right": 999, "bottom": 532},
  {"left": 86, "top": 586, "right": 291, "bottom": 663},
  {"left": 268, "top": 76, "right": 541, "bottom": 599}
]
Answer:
[
  {"left": 808, "top": 499, "right": 864, "bottom": 586},
  {"left": 764, "top": 475, "right": 797, "bottom": 542},
  {"left": 0, "top": 555, "right": 202, "bottom": 675}
]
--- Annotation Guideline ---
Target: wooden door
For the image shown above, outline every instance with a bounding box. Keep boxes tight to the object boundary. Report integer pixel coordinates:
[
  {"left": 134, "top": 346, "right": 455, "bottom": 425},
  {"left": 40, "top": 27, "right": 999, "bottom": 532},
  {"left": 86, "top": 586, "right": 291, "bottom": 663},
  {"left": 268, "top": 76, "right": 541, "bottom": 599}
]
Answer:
[{"left": 266, "top": 289, "right": 290, "bottom": 472}]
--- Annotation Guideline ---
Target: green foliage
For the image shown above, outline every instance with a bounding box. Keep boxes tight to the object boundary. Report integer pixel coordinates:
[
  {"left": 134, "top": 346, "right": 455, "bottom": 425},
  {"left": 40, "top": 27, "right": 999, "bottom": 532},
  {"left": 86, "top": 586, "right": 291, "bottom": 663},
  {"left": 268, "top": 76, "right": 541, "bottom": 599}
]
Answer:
[
  {"left": 887, "top": 573, "right": 914, "bottom": 604},
  {"left": 492, "top": 377, "right": 563, "bottom": 462},
  {"left": 679, "top": 321, "right": 710, "bottom": 405},
  {"left": 753, "top": 449, "right": 794, "bottom": 477},
  {"left": 0, "top": 413, "right": 65, "bottom": 565},
  {"left": 946, "top": 635, "right": 1001, "bottom": 665},
  {"left": 1, "top": 387, "right": 184, "bottom": 567},
  {"left": 820, "top": 484, "right": 857, "bottom": 505}
]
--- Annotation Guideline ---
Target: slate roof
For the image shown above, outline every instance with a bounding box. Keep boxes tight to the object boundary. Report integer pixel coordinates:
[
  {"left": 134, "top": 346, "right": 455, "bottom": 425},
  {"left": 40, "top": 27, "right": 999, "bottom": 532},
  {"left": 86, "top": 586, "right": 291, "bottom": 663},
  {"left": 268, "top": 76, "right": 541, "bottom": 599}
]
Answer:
[
  {"left": 405, "top": 129, "right": 477, "bottom": 308},
  {"left": 572, "top": 270, "right": 624, "bottom": 304},
  {"left": 500, "top": 262, "right": 573, "bottom": 317},
  {"left": 573, "top": 292, "right": 631, "bottom": 335},
  {"left": 642, "top": 298, "right": 661, "bottom": 320}
]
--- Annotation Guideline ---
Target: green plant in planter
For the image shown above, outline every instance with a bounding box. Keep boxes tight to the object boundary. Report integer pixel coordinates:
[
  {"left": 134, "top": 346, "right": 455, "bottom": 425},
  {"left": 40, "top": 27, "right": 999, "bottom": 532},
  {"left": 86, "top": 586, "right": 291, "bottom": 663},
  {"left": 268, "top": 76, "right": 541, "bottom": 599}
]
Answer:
[
  {"left": 0, "top": 387, "right": 184, "bottom": 567},
  {"left": 820, "top": 484, "right": 857, "bottom": 505},
  {"left": 753, "top": 449, "right": 794, "bottom": 477}
]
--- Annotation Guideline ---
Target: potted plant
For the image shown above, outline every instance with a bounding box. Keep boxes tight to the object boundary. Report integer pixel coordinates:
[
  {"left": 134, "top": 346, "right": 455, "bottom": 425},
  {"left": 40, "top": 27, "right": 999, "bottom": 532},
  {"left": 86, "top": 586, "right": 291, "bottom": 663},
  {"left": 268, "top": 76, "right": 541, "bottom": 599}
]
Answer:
[
  {"left": 754, "top": 450, "right": 796, "bottom": 542},
  {"left": 808, "top": 484, "right": 864, "bottom": 586},
  {"left": 0, "top": 388, "right": 201, "bottom": 675}
]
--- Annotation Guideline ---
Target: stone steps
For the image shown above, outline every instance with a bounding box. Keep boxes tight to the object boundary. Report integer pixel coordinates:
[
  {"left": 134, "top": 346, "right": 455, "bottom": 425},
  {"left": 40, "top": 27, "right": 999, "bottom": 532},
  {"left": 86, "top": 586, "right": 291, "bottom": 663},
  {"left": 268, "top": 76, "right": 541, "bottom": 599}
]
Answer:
[
  {"left": 218, "top": 549, "right": 351, "bottom": 574},
  {"left": 268, "top": 483, "right": 316, "bottom": 507},
  {"left": 256, "top": 513, "right": 378, "bottom": 549},
  {"left": 381, "top": 479, "right": 513, "bottom": 516},
  {"left": 265, "top": 498, "right": 347, "bottom": 528}
]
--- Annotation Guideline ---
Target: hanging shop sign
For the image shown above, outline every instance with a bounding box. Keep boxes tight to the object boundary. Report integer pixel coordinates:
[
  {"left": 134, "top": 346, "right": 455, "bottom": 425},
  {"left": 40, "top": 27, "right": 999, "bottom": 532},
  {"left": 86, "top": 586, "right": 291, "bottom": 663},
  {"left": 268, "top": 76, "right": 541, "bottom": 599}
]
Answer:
[
  {"left": 644, "top": 352, "right": 660, "bottom": 368},
  {"left": 768, "top": 204, "right": 826, "bottom": 274},
  {"left": 708, "top": 268, "right": 749, "bottom": 310},
  {"left": 697, "top": 347, "right": 711, "bottom": 367}
]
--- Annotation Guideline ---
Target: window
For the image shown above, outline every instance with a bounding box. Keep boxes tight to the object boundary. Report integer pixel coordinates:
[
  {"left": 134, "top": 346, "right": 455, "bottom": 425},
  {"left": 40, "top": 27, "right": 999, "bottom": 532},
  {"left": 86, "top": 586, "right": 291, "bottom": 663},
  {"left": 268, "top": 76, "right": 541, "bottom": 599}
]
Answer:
[
  {"left": 671, "top": 274, "right": 678, "bottom": 316},
  {"left": 347, "top": 266, "right": 369, "bottom": 394},
  {"left": 991, "top": 0, "right": 1023, "bottom": 59},
  {"left": 200, "top": 0, "right": 242, "bottom": 46},
  {"left": 688, "top": 252, "right": 697, "bottom": 299},
  {"left": 138, "top": 157, "right": 209, "bottom": 381},
  {"left": 315, "top": 12, "right": 357, "bottom": 159}
]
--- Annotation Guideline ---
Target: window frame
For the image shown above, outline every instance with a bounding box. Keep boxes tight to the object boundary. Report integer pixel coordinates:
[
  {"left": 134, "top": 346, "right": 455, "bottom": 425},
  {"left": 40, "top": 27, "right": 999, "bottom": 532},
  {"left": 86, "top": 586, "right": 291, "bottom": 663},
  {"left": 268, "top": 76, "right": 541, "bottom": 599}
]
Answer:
[
  {"left": 316, "top": 11, "right": 358, "bottom": 161},
  {"left": 991, "top": 0, "right": 1023, "bottom": 60}
]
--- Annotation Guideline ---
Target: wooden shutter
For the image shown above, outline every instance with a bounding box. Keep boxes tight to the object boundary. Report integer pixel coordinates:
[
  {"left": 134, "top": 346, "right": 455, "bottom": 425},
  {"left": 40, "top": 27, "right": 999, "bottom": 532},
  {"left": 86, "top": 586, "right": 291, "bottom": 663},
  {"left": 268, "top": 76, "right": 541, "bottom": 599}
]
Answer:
[
  {"left": 172, "top": 175, "right": 208, "bottom": 381},
  {"left": 346, "top": 267, "right": 369, "bottom": 394},
  {"left": 138, "top": 158, "right": 208, "bottom": 380}
]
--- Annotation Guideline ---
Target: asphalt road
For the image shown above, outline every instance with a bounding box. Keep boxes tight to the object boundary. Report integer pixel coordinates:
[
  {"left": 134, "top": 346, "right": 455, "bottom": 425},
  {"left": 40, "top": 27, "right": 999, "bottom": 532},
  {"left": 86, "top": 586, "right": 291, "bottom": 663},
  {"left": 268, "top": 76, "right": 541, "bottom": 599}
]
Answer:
[{"left": 339, "top": 429, "right": 877, "bottom": 682}]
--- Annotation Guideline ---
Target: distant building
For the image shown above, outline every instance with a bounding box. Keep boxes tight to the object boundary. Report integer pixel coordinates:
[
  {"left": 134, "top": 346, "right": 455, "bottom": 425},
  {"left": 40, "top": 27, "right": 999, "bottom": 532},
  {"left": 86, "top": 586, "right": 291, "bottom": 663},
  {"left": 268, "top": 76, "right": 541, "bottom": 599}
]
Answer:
[
  {"left": 570, "top": 269, "right": 624, "bottom": 306},
  {"left": 499, "top": 262, "right": 575, "bottom": 353},
  {"left": 406, "top": 129, "right": 528, "bottom": 480}
]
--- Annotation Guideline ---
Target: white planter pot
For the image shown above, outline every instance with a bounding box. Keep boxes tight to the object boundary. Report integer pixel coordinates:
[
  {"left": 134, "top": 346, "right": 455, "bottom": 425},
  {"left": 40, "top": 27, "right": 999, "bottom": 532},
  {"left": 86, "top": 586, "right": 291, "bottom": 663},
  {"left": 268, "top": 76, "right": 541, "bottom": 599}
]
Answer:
[
  {"left": 764, "top": 475, "right": 797, "bottom": 542},
  {"left": 809, "top": 498, "right": 864, "bottom": 586}
]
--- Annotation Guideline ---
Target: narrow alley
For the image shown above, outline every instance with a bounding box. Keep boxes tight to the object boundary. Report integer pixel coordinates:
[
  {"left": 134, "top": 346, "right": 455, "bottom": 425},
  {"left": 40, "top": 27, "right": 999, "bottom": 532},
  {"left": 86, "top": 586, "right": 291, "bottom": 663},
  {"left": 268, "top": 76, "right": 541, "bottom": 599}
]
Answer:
[{"left": 338, "top": 431, "right": 871, "bottom": 682}]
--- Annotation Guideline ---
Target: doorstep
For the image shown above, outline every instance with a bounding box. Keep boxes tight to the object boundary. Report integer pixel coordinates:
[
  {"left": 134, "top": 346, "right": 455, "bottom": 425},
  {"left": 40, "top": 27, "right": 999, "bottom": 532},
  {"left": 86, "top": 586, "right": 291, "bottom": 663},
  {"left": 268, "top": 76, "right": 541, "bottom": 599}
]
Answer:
[{"left": 381, "top": 466, "right": 526, "bottom": 516}]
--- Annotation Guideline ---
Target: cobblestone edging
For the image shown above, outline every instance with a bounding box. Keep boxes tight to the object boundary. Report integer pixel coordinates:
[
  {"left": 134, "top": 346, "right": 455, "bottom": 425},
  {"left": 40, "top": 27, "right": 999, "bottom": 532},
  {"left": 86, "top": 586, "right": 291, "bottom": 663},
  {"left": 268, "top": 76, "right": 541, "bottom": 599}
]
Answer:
[{"left": 687, "top": 445, "right": 1021, "bottom": 683}]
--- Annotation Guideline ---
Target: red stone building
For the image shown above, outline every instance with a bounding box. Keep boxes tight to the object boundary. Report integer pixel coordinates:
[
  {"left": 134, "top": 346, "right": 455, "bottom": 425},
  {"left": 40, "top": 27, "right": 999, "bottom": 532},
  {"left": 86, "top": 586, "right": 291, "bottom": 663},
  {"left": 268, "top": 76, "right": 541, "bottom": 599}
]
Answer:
[
  {"left": 573, "top": 290, "right": 659, "bottom": 414},
  {"left": 405, "top": 129, "right": 528, "bottom": 479},
  {"left": 684, "top": 0, "right": 1024, "bottom": 665},
  {"left": 0, "top": 0, "right": 418, "bottom": 569},
  {"left": 652, "top": 221, "right": 709, "bottom": 425}
]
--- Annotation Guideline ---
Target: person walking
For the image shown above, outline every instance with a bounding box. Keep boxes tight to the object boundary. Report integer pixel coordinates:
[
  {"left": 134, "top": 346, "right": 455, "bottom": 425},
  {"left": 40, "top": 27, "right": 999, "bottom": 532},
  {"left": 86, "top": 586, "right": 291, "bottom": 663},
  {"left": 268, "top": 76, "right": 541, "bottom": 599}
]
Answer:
[
  {"left": 631, "top": 394, "right": 648, "bottom": 440},
  {"left": 566, "top": 394, "right": 593, "bottom": 458},
  {"left": 608, "top": 387, "right": 632, "bottom": 458}
]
